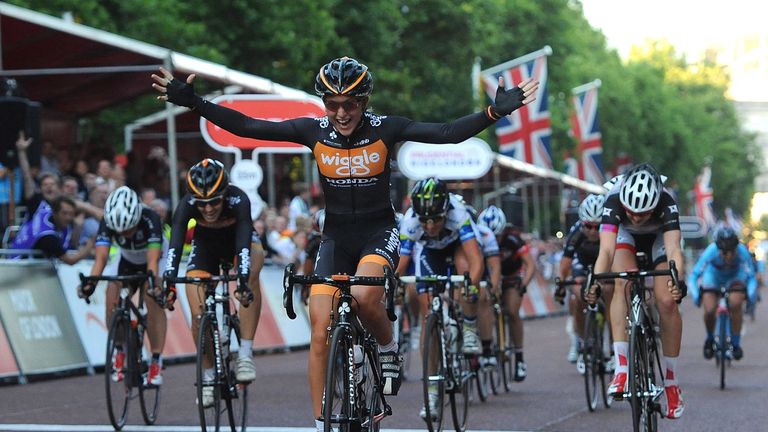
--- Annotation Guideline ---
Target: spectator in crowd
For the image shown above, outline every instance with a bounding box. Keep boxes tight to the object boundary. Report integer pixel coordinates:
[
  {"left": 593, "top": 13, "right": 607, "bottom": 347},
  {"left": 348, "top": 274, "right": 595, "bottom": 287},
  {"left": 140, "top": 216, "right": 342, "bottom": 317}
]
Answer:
[
  {"left": 0, "top": 160, "right": 22, "bottom": 235},
  {"left": 148, "top": 198, "right": 169, "bottom": 226},
  {"left": 96, "top": 159, "right": 116, "bottom": 191},
  {"left": 16, "top": 132, "right": 59, "bottom": 218},
  {"left": 80, "top": 180, "right": 110, "bottom": 248},
  {"left": 61, "top": 175, "right": 82, "bottom": 200},
  {"left": 110, "top": 162, "right": 126, "bottom": 190},
  {"left": 70, "top": 159, "right": 90, "bottom": 199},
  {"left": 40, "top": 140, "right": 61, "bottom": 176},
  {"left": 288, "top": 183, "right": 311, "bottom": 230},
  {"left": 11, "top": 195, "right": 94, "bottom": 263},
  {"left": 140, "top": 187, "right": 157, "bottom": 205}
]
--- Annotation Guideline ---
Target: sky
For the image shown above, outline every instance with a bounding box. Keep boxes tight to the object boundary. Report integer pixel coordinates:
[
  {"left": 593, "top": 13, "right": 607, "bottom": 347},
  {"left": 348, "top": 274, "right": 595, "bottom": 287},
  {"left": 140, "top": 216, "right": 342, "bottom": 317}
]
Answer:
[{"left": 580, "top": 0, "right": 767, "bottom": 60}]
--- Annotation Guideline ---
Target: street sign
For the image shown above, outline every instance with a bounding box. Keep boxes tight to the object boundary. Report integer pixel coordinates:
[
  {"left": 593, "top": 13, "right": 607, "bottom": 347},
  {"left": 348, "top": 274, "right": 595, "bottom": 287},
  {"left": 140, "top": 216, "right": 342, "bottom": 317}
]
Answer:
[{"left": 200, "top": 95, "right": 325, "bottom": 153}]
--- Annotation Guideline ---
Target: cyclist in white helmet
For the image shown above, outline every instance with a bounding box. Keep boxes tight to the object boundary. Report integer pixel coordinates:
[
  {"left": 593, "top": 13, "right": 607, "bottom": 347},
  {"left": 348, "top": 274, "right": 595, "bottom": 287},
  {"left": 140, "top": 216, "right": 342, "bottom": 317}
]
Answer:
[
  {"left": 475, "top": 206, "right": 504, "bottom": 369},
  {"left": 557, "top": 194, "right": 615, "bottom": 373},
  {"left": 78, "top": 186, "right": 168, "bottom": 386},
  {"left": 586, "top": 163, "right": 687, "bottom": 419}
]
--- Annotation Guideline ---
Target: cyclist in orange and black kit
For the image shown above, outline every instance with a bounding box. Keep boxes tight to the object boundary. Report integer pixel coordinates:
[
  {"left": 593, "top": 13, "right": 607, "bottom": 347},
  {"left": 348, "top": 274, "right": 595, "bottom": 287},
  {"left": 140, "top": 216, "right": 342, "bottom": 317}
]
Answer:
[
  {"left": 162, "top": 159, "right": 264, "bottom": 408},
  {"left": 497, "top": 223, "right": 536, "bottom": 381},
  {"left": 152, "top": 58, "right": 538, "bottom": 430}
]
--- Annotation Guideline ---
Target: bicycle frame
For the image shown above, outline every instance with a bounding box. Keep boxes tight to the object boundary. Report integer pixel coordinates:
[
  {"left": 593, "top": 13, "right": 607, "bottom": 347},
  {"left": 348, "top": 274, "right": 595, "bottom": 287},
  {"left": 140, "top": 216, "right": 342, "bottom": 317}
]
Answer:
[
  {"left": 283, "top": 264, "right": 397, "bottom": 431},
  {"left": 708, "top": 285, "right": 746, "bottom": 389}
]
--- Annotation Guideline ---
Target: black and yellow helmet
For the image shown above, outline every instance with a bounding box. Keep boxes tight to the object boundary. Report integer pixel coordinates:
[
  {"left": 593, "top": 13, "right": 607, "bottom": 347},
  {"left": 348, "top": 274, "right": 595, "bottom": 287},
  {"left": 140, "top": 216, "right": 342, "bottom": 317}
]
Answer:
[
  {"left": 187, "top": 158, "right": 229, "bottom": 199},
  {"left": 315, "top": 57, "right": 373, "bottom": 97},
  {"left": 410, "top": 178, "right": 449, "bottom": 218}
]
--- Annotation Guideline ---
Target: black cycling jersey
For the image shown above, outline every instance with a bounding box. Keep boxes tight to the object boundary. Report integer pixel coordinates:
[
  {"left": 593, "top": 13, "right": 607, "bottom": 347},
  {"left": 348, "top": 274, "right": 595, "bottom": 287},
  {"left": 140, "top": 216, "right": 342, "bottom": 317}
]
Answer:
[
  {"left": 499, "top": 227, "right": 528, "bottom": 276},
  {"left": 562, "top": 221, "right": 600, "bottom": 266},
  {"left": 195, "top": 101, "right": 495, "bottom": 216},
  {"left": 96, "top": 207, "right": 163, "bottom": 264},
  {"left": 166, "top": 186, "right": 254, "bottom": 281},
  {"left": 601, "top": 188, "right": 680, "bottom": 234}
]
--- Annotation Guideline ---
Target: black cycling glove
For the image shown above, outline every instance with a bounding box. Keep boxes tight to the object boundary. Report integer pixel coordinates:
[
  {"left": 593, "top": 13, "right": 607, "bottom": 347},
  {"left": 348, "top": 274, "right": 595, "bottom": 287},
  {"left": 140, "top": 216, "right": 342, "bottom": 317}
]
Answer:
[
  {"left": 675, "top": 280, "right": 688, "bottom": 304},
  {"left": 166, "top": 78, "right": 203, "bottom": 109},
  {"left": 490, "top": 84, "right": 526, "bottom": 118},
  {"left": 237, "top": 277, "right": 254, "bottom": 307}
]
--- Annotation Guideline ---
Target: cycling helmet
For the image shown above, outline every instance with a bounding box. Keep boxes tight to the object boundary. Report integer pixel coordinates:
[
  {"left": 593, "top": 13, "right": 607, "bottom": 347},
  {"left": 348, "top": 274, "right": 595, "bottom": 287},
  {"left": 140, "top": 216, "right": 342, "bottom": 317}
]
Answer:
[
  {"left": 104, "top": 186, "right": 142, "bottom": 232},
  {"left": 187, "top": 158, "right": 229, "bottom": 199},
  {"left": 410, "top": 178, "right": 449, "bottom": 218},
  {"left": 315, "top": 57, "right": 373, "bottom": 97},
  {"left": 478, "top": 205, "right": 507, "bottom": 235},
  {"left": 715, "top": 227, "right": 739, "bottom": 252},
  {"left": 578, "top": 194, "right": 605, "bottom": 223},
  {"left": 619, "top": 163, "right": 662, "bottom": 213}
]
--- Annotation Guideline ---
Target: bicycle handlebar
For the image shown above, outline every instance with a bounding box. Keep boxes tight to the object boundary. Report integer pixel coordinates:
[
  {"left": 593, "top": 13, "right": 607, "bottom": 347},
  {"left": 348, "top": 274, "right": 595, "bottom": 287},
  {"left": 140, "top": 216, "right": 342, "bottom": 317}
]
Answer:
[
  {"left": 78, "top": 272, "right": 155, "bottom": 305},
  {"left": 282, "top": 264, "right": 399, "bottom": 322},
  {"left": 397, "top": 275, "right": 467, "bottom": 284}
]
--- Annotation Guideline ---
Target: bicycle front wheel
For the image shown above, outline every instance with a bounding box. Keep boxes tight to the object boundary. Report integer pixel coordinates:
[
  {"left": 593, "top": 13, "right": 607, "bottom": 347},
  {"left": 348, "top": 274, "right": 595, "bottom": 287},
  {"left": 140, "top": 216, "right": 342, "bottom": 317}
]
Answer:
[
  {"left": 422, "top": 314, "right": 445, "bottom": 432},
  {"left": 324, "top": 326, "right": 354, "bottom": 432},
  {"left": 197, "top": 314, "right": 222, "bottom": 431},
  {"left": 138, "top": 327, "right": 161, "bottom": 425},
  {"left": 582, "top": 312, "right": 599, "bottom": 412},
  {"left": 628, "top": 313, "right": 657, "bottom": 432},
  {"left": 718, "top": 314, "right": 728, "bottom": 390},
  {"left": 105, "top": 312, "right": 132, "bottom": 430},
  {"left": 225, "top": 318, "right": 248, "bottom": 432},
  {"left": 448, "top": 352, "right": 469, "bottom": 432}
]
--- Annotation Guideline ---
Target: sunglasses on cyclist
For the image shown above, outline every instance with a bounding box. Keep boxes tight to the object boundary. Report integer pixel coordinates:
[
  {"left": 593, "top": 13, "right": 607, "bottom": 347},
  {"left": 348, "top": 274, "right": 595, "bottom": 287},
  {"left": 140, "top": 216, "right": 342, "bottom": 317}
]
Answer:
[
  {"left": 418, "top": 215, "right": 445, "bottom": 224},
  {"left": 623, "top": 207, "right": 653, "bottom": 218},
  {"left": 582, "top": 222, "right": 600, "bottom": 231},
  {"left": 323, "top": 97, "right": 363, "bottom": 112},
  {"left": 194, "top": 196, "right": 224, "bottom": 208}
]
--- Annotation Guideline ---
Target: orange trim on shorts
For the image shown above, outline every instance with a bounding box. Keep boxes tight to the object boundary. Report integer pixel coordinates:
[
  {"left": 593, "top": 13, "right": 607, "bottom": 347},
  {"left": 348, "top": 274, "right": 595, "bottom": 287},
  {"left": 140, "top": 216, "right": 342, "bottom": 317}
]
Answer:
[
  {"left": 186, "top": 269, "right": 212, "bottom": 278},
  {"left": 310, "top": 284, "right": 340, "bottom": 297},
  {"left": 358, "top": 254, "right": 390, "bottom": 269}
]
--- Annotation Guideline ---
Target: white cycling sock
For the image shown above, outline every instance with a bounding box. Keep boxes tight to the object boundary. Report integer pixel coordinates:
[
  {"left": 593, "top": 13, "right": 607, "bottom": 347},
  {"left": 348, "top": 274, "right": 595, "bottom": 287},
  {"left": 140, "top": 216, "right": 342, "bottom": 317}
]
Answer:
[
  {"left": 239, "top": 339, "right": 253, "bottom": 358},
  {"left": 378, "top": 339, "right": 398, "bottom": 353},
  {"left": 664, "top": 356, "right": 678, "bottom": 386},
  {"left": 614, "top": 341, "right": 629, "bottom": 374}
]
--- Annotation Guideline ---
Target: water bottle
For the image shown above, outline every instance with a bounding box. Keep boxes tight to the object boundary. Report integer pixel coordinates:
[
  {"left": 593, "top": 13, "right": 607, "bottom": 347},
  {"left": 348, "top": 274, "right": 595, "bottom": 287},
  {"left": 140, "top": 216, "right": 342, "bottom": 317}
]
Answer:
[
  {"left": 353, "top": 344, "right": 365, "bottom": 384},
  {"left": 446, "top": 318, "right": 459, "bottom": 353}
]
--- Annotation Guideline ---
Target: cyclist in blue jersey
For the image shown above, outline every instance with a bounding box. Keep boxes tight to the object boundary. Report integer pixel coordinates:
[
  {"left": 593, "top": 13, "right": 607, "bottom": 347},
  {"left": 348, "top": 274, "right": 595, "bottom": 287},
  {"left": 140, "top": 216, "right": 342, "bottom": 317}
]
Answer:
[
  {"left": 153, "top": 58, "right": 538, "bottom": 430},
  {"left": 688, "top": 227, "right": 757, "bottom": 360}
]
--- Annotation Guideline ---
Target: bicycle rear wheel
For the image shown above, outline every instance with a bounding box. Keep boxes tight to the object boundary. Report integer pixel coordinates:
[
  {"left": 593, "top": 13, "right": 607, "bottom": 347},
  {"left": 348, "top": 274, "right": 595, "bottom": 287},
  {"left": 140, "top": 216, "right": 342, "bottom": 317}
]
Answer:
[
  {"left": 225, "top": 319, "right": 248, "bottom": 432},
  {"left": 718, "top": 314, "right": 728, "bottom": 390},
  {"left": 582, "top": 312, "right": 599, "bottom": 412},
  {"left": 138, "top": 326, "right": 161, "bottom": 425},
  {"left": 471, "top": 356, "right": 486, "bottom": 403},
  {"left": 105, "top": 313, "right": 132, "bottom": 430},
  {"left": 197, "top": 314, "right": 222, "bottom": 431},
  {"left": 422, "top": 314, "right": 445, "bottom": 432},
  {"left": 448, "top": 351, "right": 469, "bottom": 432},
  {"left": 324, "top": 326, "right": 355, "bottom": 432},
  {"left": 496, "top": 314, "right": 512, "bottom": 393}
]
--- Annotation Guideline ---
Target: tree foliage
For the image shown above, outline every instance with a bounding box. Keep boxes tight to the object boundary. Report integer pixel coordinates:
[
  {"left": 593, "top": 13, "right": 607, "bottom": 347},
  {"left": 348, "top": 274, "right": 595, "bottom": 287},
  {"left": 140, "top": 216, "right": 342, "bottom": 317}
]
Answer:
[{"left": 9, "top": 0, "right": 760, "bottom": 214}]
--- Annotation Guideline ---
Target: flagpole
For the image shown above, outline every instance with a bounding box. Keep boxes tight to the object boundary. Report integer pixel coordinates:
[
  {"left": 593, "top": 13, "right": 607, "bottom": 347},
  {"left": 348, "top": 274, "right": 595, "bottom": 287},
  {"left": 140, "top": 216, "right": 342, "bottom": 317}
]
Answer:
[
  {"left": 571, "top": 79, "right": 602, "bottom": 94},
  {"left": 480, "top": 45, "right": 553, "bottom": 76},
  {"left": 472, "top": 56, "right": 482, "bottom": 112}
]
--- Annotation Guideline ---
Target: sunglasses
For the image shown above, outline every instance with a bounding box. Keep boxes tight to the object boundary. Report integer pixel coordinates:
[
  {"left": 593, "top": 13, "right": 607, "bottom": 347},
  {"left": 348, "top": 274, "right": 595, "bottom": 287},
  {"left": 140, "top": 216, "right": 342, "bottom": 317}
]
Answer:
[
  {"left": 418, "top": 215, "right": 445, "bottom": 224},
  {"left": 323, "top": 98, "right": 363, "bottom": 112},
  {"left": 582, "top": 222, "right": 600, "bottom": 230},
  {"left": 624, "top": 208, "right": 653, "bottom": 218},
  {"left": 194, "top": 196, "right": 224, "bottom": 208}
]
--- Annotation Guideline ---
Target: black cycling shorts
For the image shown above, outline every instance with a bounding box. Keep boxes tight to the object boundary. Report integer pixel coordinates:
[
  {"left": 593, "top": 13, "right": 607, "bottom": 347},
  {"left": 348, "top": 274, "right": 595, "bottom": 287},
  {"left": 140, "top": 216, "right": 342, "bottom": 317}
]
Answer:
[{"left": 187, "top": 229, "right": 260, "bottom": 275}]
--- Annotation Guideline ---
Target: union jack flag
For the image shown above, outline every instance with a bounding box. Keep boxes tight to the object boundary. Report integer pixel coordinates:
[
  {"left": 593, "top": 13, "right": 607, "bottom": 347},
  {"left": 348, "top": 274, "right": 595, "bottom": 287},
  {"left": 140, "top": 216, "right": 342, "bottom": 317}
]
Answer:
[
  {"left": 482, "top": 55, "right": 552, "bottom": 168},
  {"left": 693, "top": 166, "right": 716, "bottom": 229},
  {"left": 570, "top": 85, "right": 605, "bottom": 185}
]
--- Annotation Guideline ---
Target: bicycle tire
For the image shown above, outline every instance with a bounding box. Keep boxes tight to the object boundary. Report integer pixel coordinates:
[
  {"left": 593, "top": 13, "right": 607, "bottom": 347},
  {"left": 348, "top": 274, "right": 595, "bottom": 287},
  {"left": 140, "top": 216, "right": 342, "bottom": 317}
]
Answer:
[
  {"left": 496, "top": 313, "right": 512, "bottom": 393},
  {"left": 225, "top": 317, "right": 248, "bottom": 432},
  {"left": 362, "top": 342, "right": 383, "bottom": 432},
  {"left": 598, "top": 314, "right": 612, "bottom": 409},
  {"left": 105, "top": 312, "right": 131, "bottom": 430},
  {"left": 449, "top": 327, "right": 469, "bottom": 432},
  {"left": 582, "top": 312, "right": 599, "bottom": 412},
  {"left": 628, "top": 305, "right": 657, "bottom": 432},
  {"left": 719, "top": 313, "right": 728, "bottom": 390},
  {"left": 324, "top": 326, "right": 354, "bottom": 432},
  {"left": 138, "top": 324, "right": 161, "bottom": 425},
  {"left": 472, "top": 356, "right": 487, "bottom": 403},
  {"left": 197, "top": 314, "right": 222, "bottom": 431},
  {"left": 422, "top": 314, "right": 445, "bottom": 432}
]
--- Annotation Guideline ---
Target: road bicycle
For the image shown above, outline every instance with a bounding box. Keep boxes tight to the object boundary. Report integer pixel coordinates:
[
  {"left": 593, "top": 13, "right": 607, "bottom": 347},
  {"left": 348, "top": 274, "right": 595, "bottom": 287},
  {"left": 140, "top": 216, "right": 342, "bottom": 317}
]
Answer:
[
  {"left": 165, "top": 263, "right": 247, "bottom": 432},
  {"left": 587, "top": 259, "right": 679, "bottom": 432},
  {"left": 393, "top": 281, "right": 419, "bottom": 382},
  {"left": 399, "top": 273, "right": 471, "bottom": 432},
  {"left": 79, "top": 272, "right": 161, "bottom": 431},
  {"left": 709, "top": 284, "right": 746, "bottom": 390},
  {"left": 283, "top": 264, "right": 397, "bottom": 432},
  {"left": 555, "top": 277, "right": 612, "bottom": 412}
]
